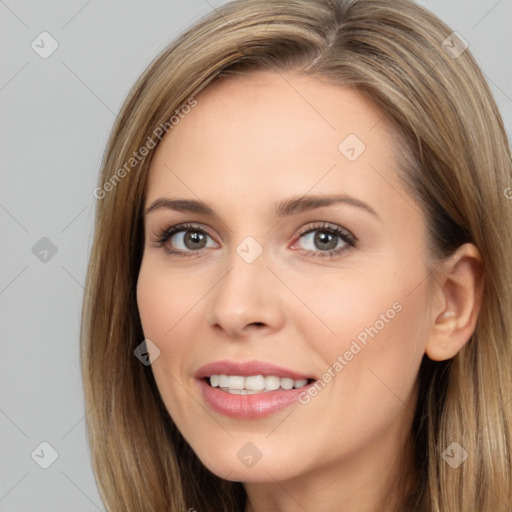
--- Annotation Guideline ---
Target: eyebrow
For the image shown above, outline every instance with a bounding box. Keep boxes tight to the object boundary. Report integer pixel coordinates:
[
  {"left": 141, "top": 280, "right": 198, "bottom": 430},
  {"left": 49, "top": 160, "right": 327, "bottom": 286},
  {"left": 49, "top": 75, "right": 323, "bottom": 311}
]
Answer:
[{"left": 143, "top": 194, "right": 381, "bottom": 221}]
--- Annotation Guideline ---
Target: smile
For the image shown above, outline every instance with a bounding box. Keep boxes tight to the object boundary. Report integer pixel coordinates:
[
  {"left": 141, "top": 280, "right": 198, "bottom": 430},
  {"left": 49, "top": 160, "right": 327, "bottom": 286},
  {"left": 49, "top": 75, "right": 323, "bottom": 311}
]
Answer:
[
  {"left": 207, "top": 374, "right": 310, "bottom": 394},
  {"left": 195, "top": 360, "right": 317, "bottom": 419}
]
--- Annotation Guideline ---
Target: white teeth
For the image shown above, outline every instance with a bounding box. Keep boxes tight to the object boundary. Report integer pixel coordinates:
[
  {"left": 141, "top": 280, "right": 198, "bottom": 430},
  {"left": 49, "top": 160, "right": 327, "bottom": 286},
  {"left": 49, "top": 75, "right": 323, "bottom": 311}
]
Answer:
[
  {"left": 245, "top": 375, "right": 265, "bottom": 391},
  {"left": 264, "top": 375, "right": 281, "bottom": 391},
  {"left": 224, "top": 388, "right": 260, "bottom": 395},
  {"left": 280, "top": 378, "right": 294, "bottom": 390},
  {"left": 208, "top": 374, "right": 310, "bottom": 392},
  {"left": 227, "top": 375, "right": 245, "bottom": 390}
]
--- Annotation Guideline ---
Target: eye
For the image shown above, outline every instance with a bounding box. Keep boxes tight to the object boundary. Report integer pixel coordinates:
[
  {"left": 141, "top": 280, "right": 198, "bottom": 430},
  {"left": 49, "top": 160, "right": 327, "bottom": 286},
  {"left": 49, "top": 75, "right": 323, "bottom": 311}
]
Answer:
[
  {"left": 151, "top": 223, "right": 217, "bottom": 257},
  {"left": 292, "top": 222, "right": 356, "bottom": 259},
  {"left": 151, "top": 221, "right": 357, "bottom": 260}
]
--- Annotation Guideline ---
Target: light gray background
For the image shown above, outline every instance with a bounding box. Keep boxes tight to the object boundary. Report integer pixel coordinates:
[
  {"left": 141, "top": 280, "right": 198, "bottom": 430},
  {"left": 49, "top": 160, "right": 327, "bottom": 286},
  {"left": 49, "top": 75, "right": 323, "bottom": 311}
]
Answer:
[{"left": 1, "top": 1, "right": 510, "bottom": 510}]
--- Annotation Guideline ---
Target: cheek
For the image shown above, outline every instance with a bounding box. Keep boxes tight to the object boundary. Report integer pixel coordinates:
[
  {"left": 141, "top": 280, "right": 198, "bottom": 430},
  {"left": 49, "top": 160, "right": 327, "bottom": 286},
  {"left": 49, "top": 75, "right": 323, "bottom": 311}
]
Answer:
[
  {"left": 137, "top": 275, "right": 168, "bottom": 350},
  {"left": 294, "top": 265, "right": 429, "bottom": 407},
  {"left": 288, "top": 267, "right": 405, "bottom": 356},
  {"left": 136, "top": 260, "right": 203, "bottom": 342},
  {"left": 293, "top": 291, "right": 429, "bottom": 459},
  {"left": 136, "top": 263, "right": 202, "bottom": 429},
  {"left": 136, "top": 260, "right": 211, "bottom": 390}
]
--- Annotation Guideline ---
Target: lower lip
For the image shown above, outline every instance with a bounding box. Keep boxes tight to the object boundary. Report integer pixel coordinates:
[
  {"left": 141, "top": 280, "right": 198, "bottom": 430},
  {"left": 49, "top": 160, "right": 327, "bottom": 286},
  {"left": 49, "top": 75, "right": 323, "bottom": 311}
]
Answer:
[{"left": 198, "top": 378, "right": 312, "bottom": 419}]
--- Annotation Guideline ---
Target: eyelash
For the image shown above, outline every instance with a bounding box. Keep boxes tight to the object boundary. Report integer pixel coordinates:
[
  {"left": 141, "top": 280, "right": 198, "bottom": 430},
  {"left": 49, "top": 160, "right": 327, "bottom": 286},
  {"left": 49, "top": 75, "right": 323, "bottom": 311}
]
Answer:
[{"left": 150, "top": 222, "right": 357, "bottom": 260}]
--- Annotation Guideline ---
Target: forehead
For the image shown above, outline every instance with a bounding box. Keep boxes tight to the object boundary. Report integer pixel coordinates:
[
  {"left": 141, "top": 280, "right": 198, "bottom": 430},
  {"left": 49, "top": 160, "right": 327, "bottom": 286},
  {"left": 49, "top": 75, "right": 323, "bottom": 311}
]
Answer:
[
  {"left": 145, "top": 70, "right": 404, "bottom": 218},
  {"left": 155, "top": 70, "right": 390, "bottom": 155}
]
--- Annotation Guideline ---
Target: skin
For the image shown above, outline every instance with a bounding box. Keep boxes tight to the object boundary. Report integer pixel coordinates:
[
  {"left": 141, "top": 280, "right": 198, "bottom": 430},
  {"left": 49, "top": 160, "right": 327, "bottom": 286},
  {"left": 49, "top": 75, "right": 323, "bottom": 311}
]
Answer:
[{"left": 136, "top": 70, "right": 484, "bottom": 512}]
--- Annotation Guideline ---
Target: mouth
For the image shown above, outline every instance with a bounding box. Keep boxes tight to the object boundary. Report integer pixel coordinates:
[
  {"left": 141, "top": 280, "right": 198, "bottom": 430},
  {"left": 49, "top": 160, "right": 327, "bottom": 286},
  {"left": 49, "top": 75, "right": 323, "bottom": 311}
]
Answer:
[
  {"left": 195, "top": 360, "right": 317, "bottom": 419},
  {"left": 204, "top": 375, "right": 315, "bottom": 394}
]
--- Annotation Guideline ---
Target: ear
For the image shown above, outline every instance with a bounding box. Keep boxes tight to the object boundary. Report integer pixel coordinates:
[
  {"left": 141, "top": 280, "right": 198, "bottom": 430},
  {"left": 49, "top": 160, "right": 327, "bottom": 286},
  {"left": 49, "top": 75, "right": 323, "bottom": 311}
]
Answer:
[{"left": 425, "top": 243, "right": 485, "bottom": 361}]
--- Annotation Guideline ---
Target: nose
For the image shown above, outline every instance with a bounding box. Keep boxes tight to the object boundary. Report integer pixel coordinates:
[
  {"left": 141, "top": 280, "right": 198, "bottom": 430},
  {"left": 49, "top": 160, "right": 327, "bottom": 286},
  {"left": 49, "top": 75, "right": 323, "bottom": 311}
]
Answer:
[{"left": 205, "top": 245, "right": 285, "bottom": 338}]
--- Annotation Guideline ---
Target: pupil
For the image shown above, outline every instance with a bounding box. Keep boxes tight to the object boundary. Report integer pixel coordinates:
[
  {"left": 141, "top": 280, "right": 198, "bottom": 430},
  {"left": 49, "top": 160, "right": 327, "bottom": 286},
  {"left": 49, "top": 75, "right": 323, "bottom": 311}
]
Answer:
[
  {"left": 185, "top": 231, "right": 205, "bottom": 249},
  {"left": 315, "top": 231, "right": 336, "bottom": 250}
]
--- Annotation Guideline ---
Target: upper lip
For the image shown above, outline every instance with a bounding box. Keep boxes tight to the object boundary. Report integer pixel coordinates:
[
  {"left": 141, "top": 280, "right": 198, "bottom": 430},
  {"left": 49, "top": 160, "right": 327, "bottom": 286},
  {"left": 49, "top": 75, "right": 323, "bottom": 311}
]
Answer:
[{"left": 195, "top": 360, "right": 315, "bottom": 381}]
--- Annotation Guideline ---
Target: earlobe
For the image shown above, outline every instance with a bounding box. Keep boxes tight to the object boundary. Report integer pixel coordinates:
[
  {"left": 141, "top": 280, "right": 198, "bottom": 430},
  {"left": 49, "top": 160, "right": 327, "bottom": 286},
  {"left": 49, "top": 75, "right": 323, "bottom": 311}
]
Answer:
[
  {"left": 424, "top": 243, "right": 485, "bottom": 362},
  {"left": 425, "top": 311, "right": 459, "bottom": 361}
]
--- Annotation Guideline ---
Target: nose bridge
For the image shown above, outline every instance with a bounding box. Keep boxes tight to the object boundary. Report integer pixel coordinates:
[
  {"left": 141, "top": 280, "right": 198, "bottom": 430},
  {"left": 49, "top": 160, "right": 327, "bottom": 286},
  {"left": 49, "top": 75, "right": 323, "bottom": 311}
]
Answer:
[{"left": 206, "top": 236, "right": 282, "bottom": 336}]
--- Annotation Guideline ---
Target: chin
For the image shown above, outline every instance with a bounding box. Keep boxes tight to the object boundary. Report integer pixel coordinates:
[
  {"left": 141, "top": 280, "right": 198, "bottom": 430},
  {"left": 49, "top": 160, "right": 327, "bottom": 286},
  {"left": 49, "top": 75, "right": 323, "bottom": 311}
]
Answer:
[{"left": 191, "top": 439, "right": 307, "bottom": 483}]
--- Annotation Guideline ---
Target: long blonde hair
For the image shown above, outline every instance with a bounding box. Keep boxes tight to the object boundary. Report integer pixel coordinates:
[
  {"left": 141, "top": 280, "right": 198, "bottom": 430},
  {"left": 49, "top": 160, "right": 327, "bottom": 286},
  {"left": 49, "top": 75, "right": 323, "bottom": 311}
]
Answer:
[{"left": 80, "top": 1, "right": 512, "bottom": 510}]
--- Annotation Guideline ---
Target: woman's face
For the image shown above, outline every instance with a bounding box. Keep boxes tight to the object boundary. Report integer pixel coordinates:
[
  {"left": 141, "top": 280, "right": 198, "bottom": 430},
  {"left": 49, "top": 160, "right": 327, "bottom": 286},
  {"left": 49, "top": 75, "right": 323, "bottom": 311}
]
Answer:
[{"left": 137, "top": 71, "right": 436, "bottom": 484}]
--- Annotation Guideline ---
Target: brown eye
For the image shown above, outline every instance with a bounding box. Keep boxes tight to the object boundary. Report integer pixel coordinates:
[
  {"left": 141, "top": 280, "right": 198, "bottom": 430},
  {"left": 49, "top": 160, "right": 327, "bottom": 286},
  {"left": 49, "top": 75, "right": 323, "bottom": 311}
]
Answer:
[
  {"left": 293, "top": 222, "right": 356, "bottom": 259},
  {"left": 177, "top": 230, "right": 208, "bottom": 250},
  {"left": 153, "top": 223, "right": 217, "bottom": 256}
]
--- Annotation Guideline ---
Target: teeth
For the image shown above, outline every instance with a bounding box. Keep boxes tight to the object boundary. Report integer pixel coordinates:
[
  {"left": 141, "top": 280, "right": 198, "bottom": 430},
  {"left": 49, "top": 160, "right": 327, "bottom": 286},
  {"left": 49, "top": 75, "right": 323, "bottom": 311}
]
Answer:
[
  {"left": 281, "top": 378, "right": 294, "bottom": 390},
  {"left": 225, "top": 388, "right": 260, "bottom": 395},
  {"left": 208, "top": 374, "right": 310, "bottom": 393},
  {"left": 227, "top": 375, "right": 245, "bottom": 390},
  {"left": 245, "top": 375, "right": 265, "bottom": 391},
  {"left": 264, "top": 375, "right": 281, "bottom": 391}
]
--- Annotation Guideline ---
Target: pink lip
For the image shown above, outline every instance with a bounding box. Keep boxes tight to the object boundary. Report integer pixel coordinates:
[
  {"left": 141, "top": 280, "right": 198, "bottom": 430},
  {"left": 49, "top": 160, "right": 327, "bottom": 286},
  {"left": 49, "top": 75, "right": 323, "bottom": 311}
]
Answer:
[{"left": 195, "top": 360, "right": 316, "bottom": 419}]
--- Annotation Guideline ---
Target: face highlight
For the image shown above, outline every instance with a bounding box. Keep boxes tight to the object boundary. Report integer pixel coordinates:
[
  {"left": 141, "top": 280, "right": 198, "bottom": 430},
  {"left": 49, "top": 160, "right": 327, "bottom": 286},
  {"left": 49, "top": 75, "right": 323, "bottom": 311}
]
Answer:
[{"left": 136, "top": 71, "right": 435, "bottom": 496}]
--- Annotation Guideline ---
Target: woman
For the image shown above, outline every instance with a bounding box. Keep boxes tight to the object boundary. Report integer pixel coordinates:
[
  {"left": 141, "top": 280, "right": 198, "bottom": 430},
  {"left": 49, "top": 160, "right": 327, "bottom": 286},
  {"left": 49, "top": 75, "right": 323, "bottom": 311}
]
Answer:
[{"left": 81, "top": 0, "right": 512, "bottom": 510}]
